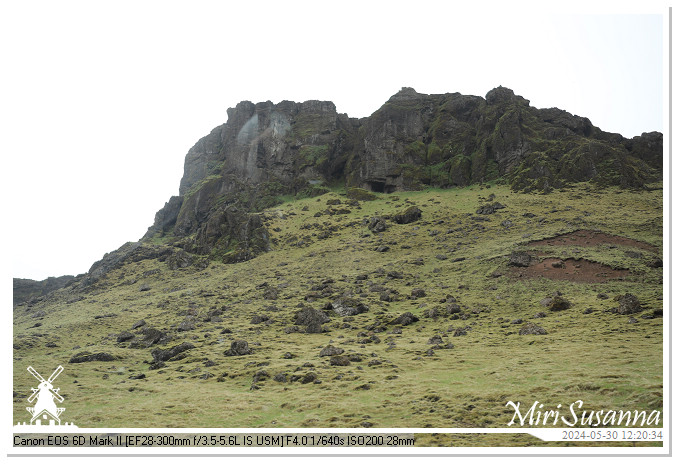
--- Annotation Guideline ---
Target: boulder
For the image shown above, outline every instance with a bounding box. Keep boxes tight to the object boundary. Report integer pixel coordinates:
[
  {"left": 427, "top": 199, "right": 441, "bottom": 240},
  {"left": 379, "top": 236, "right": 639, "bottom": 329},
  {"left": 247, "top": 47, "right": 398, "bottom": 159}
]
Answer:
[
  {"left": 368, "top": 217, "right": 387, "bottom": 233},
  {"left": 548, "top": 296, "right": 571, "bottom": 311},
  {"left": 519, "top": 322, "right": 547, "bottom": 335},
  {"left": 320, "top": 345, "right": 345, "bottom": 357},
  {"left": 177, "top": 317, "right": 196, "bottom": 331},
  {"left": 293, "top": 307, "right": 330, "bottom": 333},
  {"left": 331, "top": 297, "right": 369, "bottom": 317},
  {"left": 116, "top": 331, "right": 135, "bottom": 343},
  {"left": 476, "top": 202, "right": 506, "bottom": 215},
  {"left": 389, "top": 312, "right": 419, "bottom": 326},
  {"left": 225, "top": 339, "right": 252, "bottom": 356},
  {"left": 151, "top": 342, "right": 195, "bottom": 363},
  {"left": 393, "top": 206, "right": 422, "bottom": 224},
  {"left": 509, "top": 251, "right": 531, "bottom": 267},
  {"left": 128, "top": 327, "right": 168, "bottom": 348},
  {"left": 615, "top": 293, "right": 642, "bottom": 315},
  {"left": 69, "top": 352, "right": 116, "bottom": 363},
  {"left": 411, "top": 288, "right": 426, "bottom": 298},
  {"left": 329, "top": 355, "right": 351, "bottom": 366}
]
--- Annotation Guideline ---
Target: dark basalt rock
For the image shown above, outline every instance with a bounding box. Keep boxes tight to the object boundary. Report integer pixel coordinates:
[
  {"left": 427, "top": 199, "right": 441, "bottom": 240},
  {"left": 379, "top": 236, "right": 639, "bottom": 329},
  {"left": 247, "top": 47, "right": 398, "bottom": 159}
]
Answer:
[
  {"left": 225, "top": 339, "right": 251, "bottom": 356},
  {"left": 389, "top": 312, "right": 419, "bottom": 326},
  {"left": 319, "top": 345, "right": 345, "bottom": 357},
  {"left": 116, "top": 331, "right": 135, "bottom": 343},
  {"left": 615, "top": 293, "right": 642, "bottom": 315},
  {"left": 129, "top": 327, "right": 168, "bottom": 348},
  {"left": 519, "top": 323, "right": 547, "bottom": 335},
  {"left": 151, "top": 342, "right": 195, "bottom": 363},
  {"left": 293, "top": 307, "right": 330, "bottom": 333},
  {"left": 393, "top": 206, "right": 422, "bottom": 224},
  {"left": 69, "top": 352, "right": 116, "bottom": 363},
  {"left": 331, "top": 297, "right": 369, "bottom": 317},
  {"left": 476, "top": 202, "right": 506, "bottom": 215},
  {"left": 548, "top": 296, "right": 572, "bottom": 311},
  {"left": 509, "top": 251, "right": 532, "bottom": 267}
]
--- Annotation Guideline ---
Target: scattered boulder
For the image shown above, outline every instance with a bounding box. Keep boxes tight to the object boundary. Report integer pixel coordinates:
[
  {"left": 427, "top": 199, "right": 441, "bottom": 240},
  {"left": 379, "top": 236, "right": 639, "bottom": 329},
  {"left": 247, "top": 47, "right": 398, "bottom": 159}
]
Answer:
[
  {"left": 393, "top": 206, "right": 422, "bottom": 224},
  {"left": 131, "top": 319, "right": 146, "bottom": 330},
  {"left": 509, "top": 251, "right": 531, "bottom": 267},
  {"left": 320, "top": 345, "right": 345, "bottom": 357},
  {"left": 329, "top": 355, "right": 351, "bottom": 366},
  {"left": 128, "top": 327, "right": 168, "bottom": 348},
  {"left": 273, "top": 373, "right": 287, "bottom": 383},
  {"left": 648, "top": 258, "right": 663, "bottom": 268},
  {"left": 300, "top": 372, "right": 317, "bottom": 384},
  {"left": 476, "top": 202, "right": 506, "bottom": 215},
  {"left": 177, "top": 317, "right": 196, "bottom": 332},
  {"left": 428, "top": 335, "right": 443, "bottom": 345},
  {"left": 252, "top": 370, "right": 270, "bottom": 383},
  {"left": 225, "top": 340, "right": 252, "bottom": 356},
  {"left": 69, "top": 352, "right": 116, "bottom": 363},
  {"left": 250, "top": 314, "right": 270, "bottom": 324},
  {"left": 331, "top": 297, "right": 369, "bottom": 317},
  {"left": 389, "top": 312, "right": 419, "bottom": 326},
  {"left": 293, "top": 307, "right": 329, "bottom": 333},
  {"left": 368, "top": 217, "right": 387, "bottom": 233},
  {"left": 262, "top": 287, "right": 279, "bottom": 300},
  {"left": 151, "top": 342, "right": 195, "bottom": 363},
  {"left": 411, "top": 288, "right": 426, "bottom": 298},
  {"left": 423, "top": 308, "right": 439, "bottom": 318},
  {"left": 615, "top": 293, "right": 642, "bottom": 315},
  {"left": 453, "top": 327, "right": 467, "bottom": 336},
  {"left": 116, "top": 331, "right": 135, "bottom": 343},
  {"left": 445, "top": 304, "right": 461, "bottom": 314},
  {"left": 548, "top": 296, "right": 571, "bottom": 311},
  {"left": 519, "top": 322, "right": 547, "bottom": 335}
]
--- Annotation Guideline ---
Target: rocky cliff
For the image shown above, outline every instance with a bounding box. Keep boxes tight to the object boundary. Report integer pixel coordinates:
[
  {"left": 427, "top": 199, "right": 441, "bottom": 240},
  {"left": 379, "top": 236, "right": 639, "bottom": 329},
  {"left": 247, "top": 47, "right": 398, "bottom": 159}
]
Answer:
[
  {"left": 13, "top": 276, "right": 76, "bottom": 306},
  {"left": 142, "top": 86, "right": 661, "bottom": 265}
]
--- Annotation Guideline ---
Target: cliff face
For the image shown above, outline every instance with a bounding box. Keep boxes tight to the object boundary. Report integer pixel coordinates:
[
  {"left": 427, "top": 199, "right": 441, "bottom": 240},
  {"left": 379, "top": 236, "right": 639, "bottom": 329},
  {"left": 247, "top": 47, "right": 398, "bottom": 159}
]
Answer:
[
  {"left": 13, "top": 276, "right": 75, "bottom": 306},
  {"left": 144, "top": 86, "right": 662, "bottom": 262}
]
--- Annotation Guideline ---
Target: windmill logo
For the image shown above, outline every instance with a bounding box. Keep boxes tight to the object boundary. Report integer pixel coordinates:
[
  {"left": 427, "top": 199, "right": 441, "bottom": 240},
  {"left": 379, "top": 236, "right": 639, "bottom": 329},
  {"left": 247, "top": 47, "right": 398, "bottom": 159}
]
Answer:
[{"left": 15, "top": 365, "right": 78, "bottom": 429}]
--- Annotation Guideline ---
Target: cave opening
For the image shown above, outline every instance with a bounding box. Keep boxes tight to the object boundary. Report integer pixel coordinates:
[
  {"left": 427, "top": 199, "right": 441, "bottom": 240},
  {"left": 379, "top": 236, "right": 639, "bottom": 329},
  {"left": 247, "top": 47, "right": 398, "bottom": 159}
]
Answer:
[
  {"left": 366, "top": 180, "right": 397, "bottom": 193},
  {"left": 366, "top": 180, "right": 386, "bottom": 193}
]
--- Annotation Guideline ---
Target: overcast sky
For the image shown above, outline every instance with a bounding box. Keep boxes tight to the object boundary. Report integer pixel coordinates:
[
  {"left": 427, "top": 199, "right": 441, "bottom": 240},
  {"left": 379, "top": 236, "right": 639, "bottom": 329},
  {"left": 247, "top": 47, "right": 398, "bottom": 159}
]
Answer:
[{"left": 2, "top": 1, "right": 668, "bottom": 281}]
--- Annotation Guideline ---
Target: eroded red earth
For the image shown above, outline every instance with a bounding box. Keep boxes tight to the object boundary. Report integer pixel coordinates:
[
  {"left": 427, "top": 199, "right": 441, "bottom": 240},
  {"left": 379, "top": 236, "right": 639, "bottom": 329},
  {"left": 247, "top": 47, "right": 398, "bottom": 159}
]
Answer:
[
  {"left": 510, "top": 256, "right": 629, "bottom": 283},
  {"left": 508, "top": 230, "right": 656, "bottom": 283}
]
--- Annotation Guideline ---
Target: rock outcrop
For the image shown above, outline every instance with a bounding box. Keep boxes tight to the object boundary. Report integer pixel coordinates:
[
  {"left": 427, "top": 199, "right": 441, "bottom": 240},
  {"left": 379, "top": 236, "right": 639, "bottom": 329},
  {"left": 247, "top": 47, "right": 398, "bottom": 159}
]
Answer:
[
  {"left": 13, "top": 275, "right": 76, "bottom": 306},
  {"left": 136, "top": 86, "right": 662, "bottom": 265}
]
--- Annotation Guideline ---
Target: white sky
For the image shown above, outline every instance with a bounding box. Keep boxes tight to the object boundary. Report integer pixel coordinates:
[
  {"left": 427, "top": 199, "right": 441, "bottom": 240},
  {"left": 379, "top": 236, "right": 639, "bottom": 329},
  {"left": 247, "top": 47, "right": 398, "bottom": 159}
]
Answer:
[{"left": 1, "top": 0, "right": 669, "bottom": 280}]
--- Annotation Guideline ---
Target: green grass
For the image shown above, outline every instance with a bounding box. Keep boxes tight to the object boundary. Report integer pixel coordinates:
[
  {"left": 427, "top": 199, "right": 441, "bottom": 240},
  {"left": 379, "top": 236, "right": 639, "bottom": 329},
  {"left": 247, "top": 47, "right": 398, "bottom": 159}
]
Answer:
[{"left": 13, "top": 182, "right": 663, "bottom": 447}]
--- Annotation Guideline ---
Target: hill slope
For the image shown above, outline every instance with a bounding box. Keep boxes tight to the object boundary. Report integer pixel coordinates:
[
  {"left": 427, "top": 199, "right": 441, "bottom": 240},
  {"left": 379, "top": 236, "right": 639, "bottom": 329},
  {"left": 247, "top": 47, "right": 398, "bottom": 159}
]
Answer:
[{"left": 13, "top": 182, "right": 663, "bottom": 440}]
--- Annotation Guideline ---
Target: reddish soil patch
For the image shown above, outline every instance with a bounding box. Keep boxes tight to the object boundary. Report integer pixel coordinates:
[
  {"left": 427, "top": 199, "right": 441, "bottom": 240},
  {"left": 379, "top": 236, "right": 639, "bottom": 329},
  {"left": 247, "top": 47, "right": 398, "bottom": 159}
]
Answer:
[
  {"left": 509, "top": 257, "right": 629, "bottom": 283},
  {"left": 527, "top": 230, "right": 656, "bottom": 252}
]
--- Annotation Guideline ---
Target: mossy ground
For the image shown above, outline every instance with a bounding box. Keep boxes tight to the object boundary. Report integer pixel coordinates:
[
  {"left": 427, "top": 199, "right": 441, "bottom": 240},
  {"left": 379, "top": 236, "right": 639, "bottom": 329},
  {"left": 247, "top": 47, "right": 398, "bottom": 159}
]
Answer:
[{"left": 13, "top": 182, "right": 663, "bottom": 447}]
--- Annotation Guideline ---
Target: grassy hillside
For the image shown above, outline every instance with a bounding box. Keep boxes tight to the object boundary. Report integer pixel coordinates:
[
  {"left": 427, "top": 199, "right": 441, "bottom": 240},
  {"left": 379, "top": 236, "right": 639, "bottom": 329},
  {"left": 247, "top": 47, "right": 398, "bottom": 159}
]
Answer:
[{"left": 13, "top": 182, "right": 663, "bottom": 446}]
